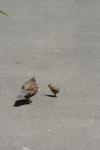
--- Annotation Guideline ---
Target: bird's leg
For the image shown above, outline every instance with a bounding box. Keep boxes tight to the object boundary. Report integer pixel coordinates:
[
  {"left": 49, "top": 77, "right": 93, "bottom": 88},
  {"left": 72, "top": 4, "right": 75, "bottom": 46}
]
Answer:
[
  {"left": 54, "top": 93, "right": 57, "bottom": 97},
  {"left": 25, "top": 97, "right": 32, "bottom": 103},
  {"left": 28, "top": 99, "right": 32, "bottom": 103}
]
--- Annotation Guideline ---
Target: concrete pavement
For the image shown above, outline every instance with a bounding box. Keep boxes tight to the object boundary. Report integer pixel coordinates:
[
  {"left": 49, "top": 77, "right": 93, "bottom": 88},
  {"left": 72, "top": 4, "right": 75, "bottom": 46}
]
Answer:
[{"left": 0, "top": 0, "right": 100, "bottom": 149}]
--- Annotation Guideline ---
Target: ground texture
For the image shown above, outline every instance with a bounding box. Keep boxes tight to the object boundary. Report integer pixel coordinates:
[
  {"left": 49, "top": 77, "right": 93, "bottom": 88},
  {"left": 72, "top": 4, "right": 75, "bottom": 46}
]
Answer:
[{"left": 0, "top": 0, "right": 100, "bottom": 150}]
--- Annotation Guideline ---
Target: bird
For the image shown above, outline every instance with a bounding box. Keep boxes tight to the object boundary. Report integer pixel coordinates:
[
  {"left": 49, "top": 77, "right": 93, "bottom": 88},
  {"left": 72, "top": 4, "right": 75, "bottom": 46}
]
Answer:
[
  {"left": 17, "top": 75, "right": 38, "bottom": 103},
  {"left": 48, "top": 84, "right": 60, "bottom": 97}
]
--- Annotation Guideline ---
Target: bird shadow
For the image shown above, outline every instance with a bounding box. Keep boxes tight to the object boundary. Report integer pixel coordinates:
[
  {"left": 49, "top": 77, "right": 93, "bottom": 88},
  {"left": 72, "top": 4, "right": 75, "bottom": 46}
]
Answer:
[
  {"left": 44, "top": 94, "right": 57, "bottom": 98},
  {"left": 13, "top": 99, "right": 32, "bottom": 107}
]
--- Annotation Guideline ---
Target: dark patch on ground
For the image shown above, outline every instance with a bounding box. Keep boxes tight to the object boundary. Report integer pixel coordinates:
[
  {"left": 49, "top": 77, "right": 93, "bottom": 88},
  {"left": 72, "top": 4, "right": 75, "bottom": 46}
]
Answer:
[
  {"left": 44, "top": 94, "right": 57, "bottom": 97},
  {"left": 13, "top": 99, "right": 32, "bottom": 107}
]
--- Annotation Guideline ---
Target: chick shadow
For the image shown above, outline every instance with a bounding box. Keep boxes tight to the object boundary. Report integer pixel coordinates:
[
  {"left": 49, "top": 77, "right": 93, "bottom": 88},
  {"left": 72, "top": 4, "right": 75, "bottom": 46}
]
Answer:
[
  {"left": 44, "top": 94, "right": 57, "bottom": 98},
  {"left": 13, "top": 99, "right": 32, "bottom": 107}
]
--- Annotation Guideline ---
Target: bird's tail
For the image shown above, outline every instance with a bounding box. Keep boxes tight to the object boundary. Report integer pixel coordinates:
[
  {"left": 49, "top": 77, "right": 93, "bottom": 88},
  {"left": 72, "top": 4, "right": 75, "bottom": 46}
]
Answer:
[{"left": 17, "top": 89, "right": 27, "bottom": 100}]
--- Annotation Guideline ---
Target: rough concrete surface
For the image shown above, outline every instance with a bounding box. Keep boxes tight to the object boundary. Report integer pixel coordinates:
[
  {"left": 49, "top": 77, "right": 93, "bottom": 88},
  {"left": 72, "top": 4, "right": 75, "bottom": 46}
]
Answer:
[{"left": 0, "top": 0, "right": 100, "bottom": 150}]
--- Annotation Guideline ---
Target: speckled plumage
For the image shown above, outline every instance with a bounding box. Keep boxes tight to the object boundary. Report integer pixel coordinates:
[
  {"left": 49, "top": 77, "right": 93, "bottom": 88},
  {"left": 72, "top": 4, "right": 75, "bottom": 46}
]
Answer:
[
  {"left": 48, "top": 84, "right": 60, "bottom": 97},
  {"left": 19, "top": 76, "right": 38, "bottom": 102}
]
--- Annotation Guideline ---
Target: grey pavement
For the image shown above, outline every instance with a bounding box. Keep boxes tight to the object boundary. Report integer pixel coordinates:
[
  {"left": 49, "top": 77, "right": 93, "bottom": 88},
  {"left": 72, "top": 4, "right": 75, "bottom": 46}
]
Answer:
[{"left": 0, "top": 0, "right": 100, "bottom": 150}]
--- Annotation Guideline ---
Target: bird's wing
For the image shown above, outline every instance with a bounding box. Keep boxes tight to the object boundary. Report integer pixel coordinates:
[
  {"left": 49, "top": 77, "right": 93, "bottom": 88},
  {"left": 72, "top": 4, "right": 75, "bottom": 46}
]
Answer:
[
  {"left": 22, "top": 80, "right": 33, "bottom": 90},
  {"left": 52, "top": 86, "right": 60, "bottom": 92}
]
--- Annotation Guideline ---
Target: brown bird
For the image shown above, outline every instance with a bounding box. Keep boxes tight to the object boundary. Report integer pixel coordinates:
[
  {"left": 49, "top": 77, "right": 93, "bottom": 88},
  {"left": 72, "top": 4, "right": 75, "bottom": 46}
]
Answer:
[
  {"left": 18, "top": 76, "right": 38, "bottom": 103},
  {"left": 48, "top": 84, "right": 60, "bottom": 97}
]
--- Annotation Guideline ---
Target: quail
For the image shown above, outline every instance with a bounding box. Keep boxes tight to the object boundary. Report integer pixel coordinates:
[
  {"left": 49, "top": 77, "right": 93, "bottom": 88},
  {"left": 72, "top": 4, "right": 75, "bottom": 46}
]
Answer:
[
  {"left": 48, "top": 84, "right": 60, "bottom": 97},
  {"left": 18, "top": 76, "right": 38, "bottom": 103}
]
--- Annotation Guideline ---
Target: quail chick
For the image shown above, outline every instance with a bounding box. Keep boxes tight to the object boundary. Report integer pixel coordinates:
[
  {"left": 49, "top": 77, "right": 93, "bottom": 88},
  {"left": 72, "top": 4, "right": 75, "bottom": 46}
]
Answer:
[
  {"left": 18, "top": 76, "right": 38, "bottom": 103},
  {"left": 48, "top": 84, "right": 60, "bottom": 97}
]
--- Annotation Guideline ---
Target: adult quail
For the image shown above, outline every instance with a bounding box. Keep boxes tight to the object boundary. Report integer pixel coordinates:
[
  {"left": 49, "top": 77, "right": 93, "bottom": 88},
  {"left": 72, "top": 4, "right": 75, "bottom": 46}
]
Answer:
[
  {"left": 18, "top": 76, "right": 38, "bottom": 103},
  {"left": 48, "top": 84, "right": 60, "bottom": 97}
]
